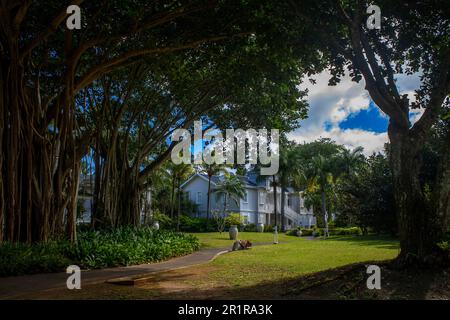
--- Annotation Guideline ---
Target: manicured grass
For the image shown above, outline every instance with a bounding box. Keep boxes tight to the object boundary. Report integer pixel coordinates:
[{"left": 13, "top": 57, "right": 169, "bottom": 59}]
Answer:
[
  {"left": 194, "top": 233, "right": 399, "bottom": 287},
  {"left": 189, "top": 231, "right": 298, "bottom": 249},
  {"left": 16, "top": 234, "right": 400, "bottom": 299}
]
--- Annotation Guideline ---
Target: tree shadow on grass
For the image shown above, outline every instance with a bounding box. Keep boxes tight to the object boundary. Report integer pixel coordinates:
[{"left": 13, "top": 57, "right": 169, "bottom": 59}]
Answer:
[
  {"left": 326, "top": 235, "right": 400, "bottom": 250},
  {"left": 127, "top": 261, "right": 448, "bottom": 300}
]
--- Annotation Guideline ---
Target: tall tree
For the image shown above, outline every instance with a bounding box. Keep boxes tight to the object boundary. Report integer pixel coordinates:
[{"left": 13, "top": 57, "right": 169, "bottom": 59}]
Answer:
[
  {"left": 289, "top": 1, "right": 450, "bottom": 265},
  {"left": 215, "top": 175, "right": 246, "bottom": 215},
  {"left": 1, "top": 1, "right": 325, "bottom": 242},
  {"left": 336, "top": 153, "right": 397, "bottom": 235},
  {"left": 278, "top": 144, "right": 302, "bottom": 231},
  {"left": 305, "top": 155, "right": 336, "bottom": 237},
  {"left": 291, "top": 139, "right": 344, "bottom": 234},
  {"left": 0, "top": 0, "right": 262, "bottom": 242},
  {"left": 199, "top": 163, "right": 228, "bottom": 220}
]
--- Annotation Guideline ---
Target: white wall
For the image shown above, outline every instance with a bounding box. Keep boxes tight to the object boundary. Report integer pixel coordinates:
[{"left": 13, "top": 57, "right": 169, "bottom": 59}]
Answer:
[
  {"left": 183, "top": 176, "right": 210, "bottom": 215},
  {"left": 182, "top": 175, "right": 315, "bottom": 227}
]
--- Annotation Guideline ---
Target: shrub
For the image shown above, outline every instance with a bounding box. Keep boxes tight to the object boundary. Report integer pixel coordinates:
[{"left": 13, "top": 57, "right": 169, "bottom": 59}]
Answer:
[
  {"left": 179, "top": 216, "right": 216, "bottom": 232},
  {"left": 331, "top": 227, "right": 363, "bottom": 236},
  {"left": 150, "top": 210, "right": 174, "bottom": 229},
  {"left": 0, "top": 242, "right": 72, "bottom": 276},
  {"left": 264, "top": 225, "right": 274, "bottom": 233},
  {"left": 312, "top": 227, "right": 321, "bottom": 237},
  {"left": 286, "top": 229, "right": 298, "bottom": 236},
  {"left": 437, "top": 241, "right": 449, "bottom": 252},
  {"left": 243, "top": 223, "right": 257, "bottom": 232},
  {"left": 303, "top": 227, "right": 363, "bottom": 236},
  {"left": 285, "top": 228, "right": 314, "bottom": 236},
  {"left": 0, "top": 227, "right": 200, "bottom": 277},
  {"left": 225, "top": 213, "right": 244, "bottom": 229}
]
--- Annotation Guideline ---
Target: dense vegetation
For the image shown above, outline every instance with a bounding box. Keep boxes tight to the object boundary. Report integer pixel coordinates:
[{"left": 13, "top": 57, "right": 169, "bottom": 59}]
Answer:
[
  {"left": 0, "top": 1, "right": 448, "bottom": 269},
  {"left": 0, "top": 227, "right": 199, "bottom": 277}
]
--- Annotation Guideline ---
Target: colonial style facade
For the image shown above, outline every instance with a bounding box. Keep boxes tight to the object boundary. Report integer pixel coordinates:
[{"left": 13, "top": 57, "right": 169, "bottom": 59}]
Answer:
[{"left": 180, "top": 173, "right": 316, "bottom": 229}]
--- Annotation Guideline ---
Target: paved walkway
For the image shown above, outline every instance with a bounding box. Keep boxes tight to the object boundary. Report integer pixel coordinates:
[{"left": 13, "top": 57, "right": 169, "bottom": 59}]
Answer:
[{"left": 0, "top": 247, "right": 229, "bottom": 299}]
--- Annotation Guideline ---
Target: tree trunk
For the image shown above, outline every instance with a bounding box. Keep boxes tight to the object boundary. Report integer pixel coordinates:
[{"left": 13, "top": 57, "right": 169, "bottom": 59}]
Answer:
[
  {"left": 117, "top": 170, "right": 141, "bottom": 227},
  {"left": 177, "top": 179, "right": 182, "bottom": 231},
  {"left": 281, "top": 187, "right": 286, "bottom": 232},
  {"left": 170, "top": 176, "right": 176, "bottom": 219},
  {"left": 321, "top": 188, "right": 329, "bottom": 237},
  {"left": 0, "top": 27, "right": 82, "bottom": 243},
  {"left": 223, "top": 193, "right": 227, "bottom": 214},
  {"left": 272, "top": 176, "right": 278, "bottom": 228},
  {"left": 207, "top": 176, "right": 212, "bottom": 220},
  {"left": 389, "top": 125, "right": 449, "bottom": 266}
]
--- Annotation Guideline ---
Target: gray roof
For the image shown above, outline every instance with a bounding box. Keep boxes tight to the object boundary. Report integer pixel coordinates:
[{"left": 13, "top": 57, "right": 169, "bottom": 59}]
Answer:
[
  {"left": 183, "top": 172, "right": 298, "bottom": 193},
  {"left": 188, "top": 172, "right": 262, "bottom": 188}
]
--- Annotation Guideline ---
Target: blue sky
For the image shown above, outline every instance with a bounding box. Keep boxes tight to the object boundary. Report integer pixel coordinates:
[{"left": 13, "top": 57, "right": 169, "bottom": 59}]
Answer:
[
  {"left": 288, "top": 70, "right": 422, "bottom": 155},
  {"left": 338, "top": 101, "right": 388, "bottom": 133}
]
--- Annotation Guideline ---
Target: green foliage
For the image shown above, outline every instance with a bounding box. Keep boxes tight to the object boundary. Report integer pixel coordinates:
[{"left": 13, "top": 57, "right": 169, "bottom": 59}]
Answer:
[
  {"left": 329, "top": 227, "right": 363, "bottom": 236},
  {"left": 179, "top": 216, "right": 217, "bottom": 233},
  {"left": 243, "top": 224, "right": 257, "bottom": 232},
  {"left": 0, "top": 242, "right": 73, "bottom": 277},
  {"left": 299, "top": 228, "right": 313, "bottom": 236},
  {"left": 437, "top": 241, "right": 449, "bottom": 252},
  {"left": 215, "top": 175, "right": 246, "bottom": 213},
  {"left": 225, "top": 213, "right": 245, "bottom": 228},
  {"left": 335, "top": 154, "right": 397, "bottom": 235},
  {"left": 285, "top": 229, "right": 300, "bottom": 236},
  {"left": 0, "top": 227, "right": 200, "bottom": 277},
  {"left": 286, "top": 227, "right": 362, "bottom": 237},
  {"left": 149, "top": 210, "right": 174, "bottom": 229}
]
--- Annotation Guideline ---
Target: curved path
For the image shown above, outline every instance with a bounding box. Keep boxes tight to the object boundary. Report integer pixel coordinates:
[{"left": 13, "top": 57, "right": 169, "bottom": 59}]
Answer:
[{"left": 0, "top": 247, "right": 229, "bottom": 299}]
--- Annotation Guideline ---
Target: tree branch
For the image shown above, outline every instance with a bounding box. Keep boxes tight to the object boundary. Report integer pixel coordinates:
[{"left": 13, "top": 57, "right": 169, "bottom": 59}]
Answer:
[
  {"left": 73, "top": 34, "right": 248, "bottom": 94},
  {"left": 19, "top": 0, "right": 85, "bottom": 61}
]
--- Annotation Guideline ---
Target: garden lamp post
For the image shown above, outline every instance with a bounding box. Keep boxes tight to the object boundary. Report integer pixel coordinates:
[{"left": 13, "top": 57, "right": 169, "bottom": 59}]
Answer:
[{"left": 273, "top": 225, "right": 278, "bottom": 244}]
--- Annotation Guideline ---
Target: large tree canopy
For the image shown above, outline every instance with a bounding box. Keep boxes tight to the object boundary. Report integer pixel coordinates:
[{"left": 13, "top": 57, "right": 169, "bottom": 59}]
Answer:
[
  {"left": 0, "top": 1, "right": 322, "bottom": 242},
  {"left": 287, "top": 0, "right": 450, "bottom": 266}
]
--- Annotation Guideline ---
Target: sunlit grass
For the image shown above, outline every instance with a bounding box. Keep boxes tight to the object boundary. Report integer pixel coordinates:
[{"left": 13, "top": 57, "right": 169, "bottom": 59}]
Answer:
[
  {"left": 189, "top": 231, "right": 298, "bottom": 249},
  {"left": 191, "top": 233, "right": 399, "bottom": 287}
]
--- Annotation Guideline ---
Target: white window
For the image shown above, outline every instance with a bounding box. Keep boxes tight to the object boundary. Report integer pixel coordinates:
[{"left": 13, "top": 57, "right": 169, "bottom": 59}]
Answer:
[
  {"left": 242, "top": 191, "right": 248, "bottom": 203},
  {"left": 196, "top": 192, "right": 202, "bottom": 204},
  {"left": 259, "top": 191, "right": 265, "bottom": 205}
]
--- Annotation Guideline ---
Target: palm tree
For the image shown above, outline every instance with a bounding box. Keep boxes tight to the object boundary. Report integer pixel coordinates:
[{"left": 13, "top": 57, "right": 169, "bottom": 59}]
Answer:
[
  {"left": 142, "top": 167, "right": 170, "bottom": 224},
  {"left": 339, "top": 146, "right": 365, "bottom": 177},
  {"left": 199, "top": 163, "right": 228, "bottom": 220},
  {"left": 215, "top": 175, "right": 246, "bottom": 215},
  {"left": 166, "top": 162, "right": 194, "bottom": 228},
  {"left": 278, "top": 146, "right": 303, "bottom": 231},
  {"left": 304, "top": 154, "right": 335, "bottom": 237}
]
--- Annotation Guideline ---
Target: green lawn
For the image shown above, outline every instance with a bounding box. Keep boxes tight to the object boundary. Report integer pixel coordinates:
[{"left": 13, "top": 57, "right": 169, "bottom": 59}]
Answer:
[
  {"left": 190, "top": 232, "right": 400, "bottom": 287},
  {"left": 21, "top": 233, "right": 401, "bottom": 299},
  {"left": 189, "top": 231, "right": 298, "bottom": 249}
]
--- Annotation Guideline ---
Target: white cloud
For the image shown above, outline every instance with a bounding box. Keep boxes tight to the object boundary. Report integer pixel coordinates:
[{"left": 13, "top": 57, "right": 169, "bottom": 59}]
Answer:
[
  {"left": 289, "top": 71, "right": 386, "bottom": 155},
  {"left": 289, "top": 69, "right": 422, "bottom": 156},
  {"left": 288, "top": 128, "right": 388, "bottom": 155}
]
